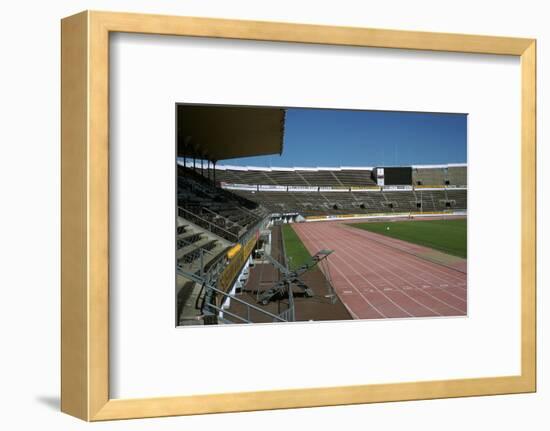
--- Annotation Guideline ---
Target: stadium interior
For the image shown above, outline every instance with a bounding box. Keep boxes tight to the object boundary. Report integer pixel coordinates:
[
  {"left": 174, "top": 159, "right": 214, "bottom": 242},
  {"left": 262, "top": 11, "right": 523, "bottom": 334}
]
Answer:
[{"left": 176, "top": 105, "right": 467, "bottom": 326}]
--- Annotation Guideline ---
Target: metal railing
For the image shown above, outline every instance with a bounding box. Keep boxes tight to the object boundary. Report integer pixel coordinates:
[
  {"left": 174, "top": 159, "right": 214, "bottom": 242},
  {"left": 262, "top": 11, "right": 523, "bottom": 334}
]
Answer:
[
  {"left": 179, "top": 269, "right": 288, "bottom": 323},
  {"left": 177, "top": 244, "right": 226, "bottom": 279},
  {"left": 235, "top": 204, "right": 264, "bottom": 221},
  {"left": 200, "top": 206, "right": 244, "bottom": 230},
  {"left": 178, "top": 206, "right": 238, "bottom": 242}
]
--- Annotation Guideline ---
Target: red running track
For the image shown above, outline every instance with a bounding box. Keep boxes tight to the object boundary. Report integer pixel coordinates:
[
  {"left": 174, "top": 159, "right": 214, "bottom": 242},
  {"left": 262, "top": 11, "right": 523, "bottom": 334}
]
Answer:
[{"left": 292, "top": 221, "right": 467, "bottom": 319}]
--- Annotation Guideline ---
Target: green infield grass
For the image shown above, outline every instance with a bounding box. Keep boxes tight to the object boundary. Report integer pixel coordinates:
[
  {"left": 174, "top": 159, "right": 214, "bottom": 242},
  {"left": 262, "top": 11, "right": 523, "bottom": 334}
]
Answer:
[
  {"left": 281, "top": 224, "right": 312, "bottom": 270},
  {"left": 349, "top": 218, "right": 467, "bottom": 258}
]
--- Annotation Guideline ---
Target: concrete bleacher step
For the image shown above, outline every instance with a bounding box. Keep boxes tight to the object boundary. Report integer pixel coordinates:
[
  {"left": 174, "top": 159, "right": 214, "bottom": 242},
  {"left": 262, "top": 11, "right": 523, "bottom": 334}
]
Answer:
[
  {"left": 186, "top": 244, "right": 229, "bottom": 274},
  {"left": 177, "top": 237, "right": 217, "bottom": 260},
  {"left": 177, "top": 215, "right": 233, "bottom": 246},
  {"left": 177, "top": 275, "right": 204, "bottom": 324},
  {"left": 177, "top": 230, "right": 201, "bottom": 242}
]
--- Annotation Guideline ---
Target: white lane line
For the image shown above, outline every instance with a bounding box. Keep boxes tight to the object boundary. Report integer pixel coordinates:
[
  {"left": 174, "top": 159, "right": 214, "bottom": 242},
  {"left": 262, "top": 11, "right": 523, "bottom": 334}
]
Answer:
[
  {"left": 330, "top": 233, "right": 466, "bottom": 314},
  {"left": 335, "top": 226, "right": 467, "bottom": 306},
  {"left": 293, "top": 224, "right": 387, "bottom": 319},
  {"left": 304, "top": 223, "right": 465, "bottom": 315},
  {"left": 296, "top": 223, "right": 416, "bottom": 317},
  {"left": 340, "top": 225, "right": 467, "bottom": 285}
]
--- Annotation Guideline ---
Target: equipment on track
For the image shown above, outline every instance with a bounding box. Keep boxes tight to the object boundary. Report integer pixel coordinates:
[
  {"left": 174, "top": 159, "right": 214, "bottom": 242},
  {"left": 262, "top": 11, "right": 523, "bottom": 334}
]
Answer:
[{"left": 258, "top": 249, "right": 333, "bottom": 305}]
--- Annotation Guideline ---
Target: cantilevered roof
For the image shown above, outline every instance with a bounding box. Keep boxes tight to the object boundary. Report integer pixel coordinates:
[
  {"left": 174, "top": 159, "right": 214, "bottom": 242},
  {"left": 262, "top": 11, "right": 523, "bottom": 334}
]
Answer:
[{"left": 177, "top": 105, "right": 285, "bottom": 161}]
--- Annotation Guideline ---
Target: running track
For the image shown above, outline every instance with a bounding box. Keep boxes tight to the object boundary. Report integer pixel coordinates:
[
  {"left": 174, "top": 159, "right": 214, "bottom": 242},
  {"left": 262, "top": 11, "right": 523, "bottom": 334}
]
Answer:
[{"left": 292, "top": 222, "right": 467, "bottom": 319}]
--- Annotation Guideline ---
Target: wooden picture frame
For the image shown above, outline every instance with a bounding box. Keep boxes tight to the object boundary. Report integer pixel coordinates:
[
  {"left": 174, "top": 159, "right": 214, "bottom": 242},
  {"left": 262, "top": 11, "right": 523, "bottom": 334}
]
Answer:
[{"left": 61, "top": 10, "right": 536, "bottom": 421}]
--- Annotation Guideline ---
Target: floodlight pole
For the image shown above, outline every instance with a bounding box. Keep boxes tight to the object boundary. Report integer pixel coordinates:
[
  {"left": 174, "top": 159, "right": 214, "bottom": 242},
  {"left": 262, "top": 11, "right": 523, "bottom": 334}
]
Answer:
[
  {"left": 182, "top": 136, "right": 192, "bottom": 177},
  {"left": 213, "top": 160, "right": 217, "bottom": 184},
  {"left": 182, "top": 147, "right": 186, "bottom": 177}
]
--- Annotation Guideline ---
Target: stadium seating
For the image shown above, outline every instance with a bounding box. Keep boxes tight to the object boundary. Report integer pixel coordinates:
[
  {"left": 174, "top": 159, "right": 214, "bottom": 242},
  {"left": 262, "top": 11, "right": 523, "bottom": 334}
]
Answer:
[
  {"left": 179, "top": 163, "right": 466, "bottom": 219},
  {"left": 333, "top": 169, "right": 377, "bottom": 186},
  {"left": 412, "top": 189, "right": 447, "bottom": 211},
  {"left": 232, "top": 188, "right": 467, "bottom": 216},
  {"left": 190, "top": 163, "right": 466, "bottom": 189},
  {"left": 445, "top": 189, "right": 468, "bottom": 209},
  {"left": 178, "top": 165, "right": 267, "bottom": 243},
  {"left": 192, "top": 166, "right": 376, "bottom": 187},
  {"left": 298, "top": 170, "right": 342, "bottom": 186},
  {"left": 413, "top": 167, "right": 447, "bottom": 186},
  {"left": 381, "top": 191, "right": 417, "bottom": 211},
  {"left": 176, "top": 217, "right": 229, "bottom": 275},
  {"left": 448, "top": 166, "right": 467, "bottom": 186},
  {"left": 412, "top": 165, "right": 467, "bottom": 187}
]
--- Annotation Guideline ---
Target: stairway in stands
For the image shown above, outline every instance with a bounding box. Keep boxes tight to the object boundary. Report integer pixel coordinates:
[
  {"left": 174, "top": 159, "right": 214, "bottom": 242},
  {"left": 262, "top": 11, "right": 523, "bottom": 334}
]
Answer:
[
  {"left": 176, "top": 217, "right": 231, "bottom": 325},
  {"left": 177, "top": 217, "right": 230, "bottom": 273}
]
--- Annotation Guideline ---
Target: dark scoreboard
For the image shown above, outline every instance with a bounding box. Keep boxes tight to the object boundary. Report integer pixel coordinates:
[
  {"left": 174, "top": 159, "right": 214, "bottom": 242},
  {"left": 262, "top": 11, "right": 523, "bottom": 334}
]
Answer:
[{"left": 376, "top": 167, "right": 412, "bottom": 185}]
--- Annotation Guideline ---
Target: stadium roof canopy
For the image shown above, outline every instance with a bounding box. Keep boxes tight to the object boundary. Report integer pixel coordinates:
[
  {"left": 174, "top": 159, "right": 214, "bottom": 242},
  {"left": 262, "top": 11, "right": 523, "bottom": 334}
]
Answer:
[{"left": 177, "top": 105, "right": 286, "bottom": 161}]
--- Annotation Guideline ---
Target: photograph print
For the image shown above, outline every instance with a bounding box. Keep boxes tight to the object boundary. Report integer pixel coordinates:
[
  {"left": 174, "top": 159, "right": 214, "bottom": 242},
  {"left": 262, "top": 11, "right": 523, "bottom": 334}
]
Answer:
[{"left": 176, "top": 104, "right": 467, "bottom": 326}]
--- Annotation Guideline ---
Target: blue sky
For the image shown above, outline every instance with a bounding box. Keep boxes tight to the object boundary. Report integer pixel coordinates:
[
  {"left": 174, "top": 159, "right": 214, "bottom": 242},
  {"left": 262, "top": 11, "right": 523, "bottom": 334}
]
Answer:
[{"left": 227, "top": 108, "right": 467, "bottom": 167}]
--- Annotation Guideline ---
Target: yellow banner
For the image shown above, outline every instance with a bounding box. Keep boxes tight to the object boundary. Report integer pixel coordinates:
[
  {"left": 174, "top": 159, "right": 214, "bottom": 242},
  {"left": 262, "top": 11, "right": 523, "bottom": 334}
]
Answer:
[
  {"left": 217, "top": 234, "right": 257, "bottom": 294},
  {"left": 226, "top": 243, "right": 242, "bottom": 259},
  {"left": 350, "top": 186, "right": 380, "bottom": 190}
]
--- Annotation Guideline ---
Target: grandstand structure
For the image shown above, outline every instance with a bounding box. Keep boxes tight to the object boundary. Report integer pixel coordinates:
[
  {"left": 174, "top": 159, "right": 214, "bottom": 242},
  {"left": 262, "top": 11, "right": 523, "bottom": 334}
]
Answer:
[
  {"left": 176, "top": 104, "right": 297, "bottom": 326},
  {"left": 209, "top": 166, "right": 377, "bottom": 187},
  {"left": 187, "top": 163, "right": 467, "bottom": 218},
  {"left": 176, "top": 104, "right": 467, "bottom": 326}
]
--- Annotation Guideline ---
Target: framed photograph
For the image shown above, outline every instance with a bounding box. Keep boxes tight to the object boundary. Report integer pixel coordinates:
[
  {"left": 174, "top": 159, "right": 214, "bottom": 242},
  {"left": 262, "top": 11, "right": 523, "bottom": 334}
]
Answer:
[
  {"left": 61, "top": 11, "right": 536, "bottom": 421},
  {"left": 174, "top": 104, "right": 468, "bottom": 325}
]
